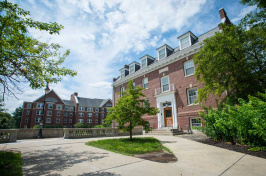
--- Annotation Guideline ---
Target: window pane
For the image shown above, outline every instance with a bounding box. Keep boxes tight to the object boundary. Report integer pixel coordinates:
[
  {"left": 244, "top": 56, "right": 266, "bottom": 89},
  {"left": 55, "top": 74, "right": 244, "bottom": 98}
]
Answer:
[
  {"left": 163, "top": 84, "right": 169, "bottom": 92},
  {"left": 162, "top": 77, "right": 169, "bottom": 85},
  {"left": 188, "top": 89, "right": 198, "bottom": 104},
  {"left": 130, "top": 65, "right": 134, "bottom": 73},
  {"left": 181, "top": 36, "right": 190, "bottom": 49},
  {"left": 159, "top": 49, "right": 165, "bottom": 59},
  {"left": 141, "top": 59, "right": 147, "bottom": 68},
  {"left": 186, "top": 67, "right": 195, "bottom": 76}
]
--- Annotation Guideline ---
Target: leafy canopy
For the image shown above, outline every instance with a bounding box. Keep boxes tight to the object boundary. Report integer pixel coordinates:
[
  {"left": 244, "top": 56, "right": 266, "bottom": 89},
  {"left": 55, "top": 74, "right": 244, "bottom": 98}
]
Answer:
[
  {"left": 0, "top": 1, "right": 77, "bottom": 99},
  {"left": 105, "top": 80, "right": 159, "bottom": 140}
]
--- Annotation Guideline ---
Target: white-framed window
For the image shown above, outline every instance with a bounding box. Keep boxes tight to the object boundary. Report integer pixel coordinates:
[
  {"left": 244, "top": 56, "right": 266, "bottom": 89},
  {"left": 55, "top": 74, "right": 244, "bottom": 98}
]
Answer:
[
  {"left": 101, "top": 113, "right": 104, "bottom": 118},
  {"left": 57, "top": 111, "right": 61, "bottom": 116},
  {"left": 101, "top": 108, "right": 105, "bottom": 112},
  {"left": 95, "top": 108, "right": 99, "bottom": 112},
  {"left": 158, "top": 48, "right": 166, "bottom": 59},
  {"left": 25, "top": 118, "right": 29, "bottom": 123},
  {"left": 57, "top": 104, "right": 62, "bottom": 110},
  {"left": 64, "top": 119, "right": 67, "bottom": 123},
  {"left": 120, "top": 70, "right": 125, "bottom": 78},
  {"left": 69, "top": 119, "right": 72, "bottom": 123},
  {"left": 101, "top": 119, "right": 104, "bottom": 124},
  {"left": 35, "top": 117, "right": 41, "bottom": 123},
  {"left": 79, "top": 113, "right": 84, "bottom": 117},
  {"left": 65, "top": 106, "right": 68, "bottom": 110},
  {"left": 26, "top": 110, "right": 30, "bottom": 115},
  {"left": 78, "top": 119, "right": 83, "bottom": 123},
  {"left": 161, "top": 76, "right": 170, "bottom": 92},
  {"left": 120, "top": 87, "right": 125, "bottom": 97},
  {"left": 88, "top": 113, "right": 92, "bottom": 117},
  {"left": 191, "top": 118, "right": 202, "bottom": 127},
  {"left": 141, "top": 58, "right": 147, "bottom": 68},
  {"left": 129, "top": 65, "right": 134, "bottom": 74},
  {"left": 106, "top": 104, "right": 112, "bottom": 107},
  {"left": 47, "top": 111, "right": 52, "bottom": 116},
  {"left": 87, "top": 119, "right": 92, "bottom": 123},
  {"left": 56, "top": 118, "right": 60, "bottom": 123},
  {"left": 184, "top": 60, "right": 195, "bottom": 76},
  {"left": 181, "top": 36, "right": 190, "bottom": 49},
  {"left": 79, "top": 106, "right": 84, "bottom": 111},
  {"left": 27, "top": 103, "right": 31, "bottom": 108},
  {"left": 142, "top": 77, "right": 148, "bottom": 89},
  {"left": 69, "top": 113, "right": 73, "bottom": 117},
  {"left": 96, "top": 114, "right": 98, "bottom": 117},
  {"left": 95, "top": 119, "right": 98, "bottom": 123},
  {"left": 46, "top": 118, "right": 51, "bottom": 123},
  {"left": 187, "top": 88, "right": 198, "bottom": 105},
  {"left": 36, "top": 110, "right": 43, "bottom": 115},
  {"left": 87, "top": 107, "right": 93, "bottom": 112},
  {"left": 64, "top": 112, "right": 68, "bottom": 117},
  {"left": 37, "top": 103, "right": 44, "bottom": 108},
  {"left": 70, "top": 107, "right": 74, "bottom": 111},
  {"left": 48, "top": 103, "right": 53, "bottom": 109}
]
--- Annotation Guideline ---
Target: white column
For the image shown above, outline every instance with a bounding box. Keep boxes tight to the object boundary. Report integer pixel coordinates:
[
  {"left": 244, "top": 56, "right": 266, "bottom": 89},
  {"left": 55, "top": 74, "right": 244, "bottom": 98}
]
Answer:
[
  {"left": 171, "top": 97, "right": 178, "bottom": 128},
  {"left": 157, "top": 102, "right": 161, "bottom": 129}
]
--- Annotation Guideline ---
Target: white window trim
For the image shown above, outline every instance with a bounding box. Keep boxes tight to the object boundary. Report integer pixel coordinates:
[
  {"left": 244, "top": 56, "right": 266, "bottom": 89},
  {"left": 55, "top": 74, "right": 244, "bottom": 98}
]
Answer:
[
  {"left": 179, "top": 34, "right": 192, "bottom": 50},
  {"left": 57, "top": 104, "right": 62, "bottom": 110},
  {"left": 88, "top": 119, "right": 92, "bottom": 123},
  {"left": 78, "top": 119, "right": 83, "bottom": 123},
  {"left": 48, "top": 104, "right": 53, "bottom": 109},
  {"left": 187, "top": 88, "right": 198, "bottom": 106},
  {"left": 190, "top": 118, "right": 202, "bottom": 128},
  {"left": 78, "top": 106, "right": 84, "bottom": 111},
  {"left": 87, "top": 107, "right": 93, "bottom": 112},
  {"left": 47, "top": 111, "right": 52, "bottom": 116},
  {"left": 129, "top": 64, "right": 135, "bottom": 74},
  {"left": 184, "top": 59, "right": 195, "bottom": 77},
  {"left": 79, "top": 113, "right": 84, "bottom": 117},
  {"left": 57, "top": 111, "right": 61, "bottom": 116},
  {"left": 158, "top": 48, "right": 166, "bottom": 60},
  {"left": 161, "top": 75, "right": 170, "bottom": 93},
  {"left": 69, "top": 113, "right": 73, "bottom": 117},
  {"left": 142, "top": 77, "right": 148, "bottom": 89},
  {"left": 88, "top": 113, "right": 92, "bottom": 117},
  {"left": 140, "top": 58, "right": 147, "bottom": 68},
  {"left": 56, "top": 118, "right": 60, "bottom": 123}
]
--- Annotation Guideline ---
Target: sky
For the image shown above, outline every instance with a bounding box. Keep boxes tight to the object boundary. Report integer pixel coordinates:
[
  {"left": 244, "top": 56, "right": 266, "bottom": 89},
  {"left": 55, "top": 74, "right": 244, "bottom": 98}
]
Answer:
[{"left": 4, "top": 0, "right": 255, "bottom": 113}]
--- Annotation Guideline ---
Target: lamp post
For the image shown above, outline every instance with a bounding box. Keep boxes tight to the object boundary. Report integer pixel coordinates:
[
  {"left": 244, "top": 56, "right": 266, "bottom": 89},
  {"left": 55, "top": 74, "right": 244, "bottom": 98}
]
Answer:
[{"left": 38, "top": 82, "right": 50, "bottom": 138}]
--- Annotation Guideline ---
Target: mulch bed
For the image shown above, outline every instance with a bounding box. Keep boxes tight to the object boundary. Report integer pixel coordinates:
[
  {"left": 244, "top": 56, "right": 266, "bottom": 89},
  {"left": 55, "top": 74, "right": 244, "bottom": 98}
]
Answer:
[{"left": 135, "top": 150, "right": 177, "bottom": 163}]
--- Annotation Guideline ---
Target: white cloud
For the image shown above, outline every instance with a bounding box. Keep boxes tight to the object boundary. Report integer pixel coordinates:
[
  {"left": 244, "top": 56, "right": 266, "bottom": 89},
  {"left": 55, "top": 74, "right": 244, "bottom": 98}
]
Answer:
[{"left": 231, "top": 6, "right": 256, "bottom": 23}]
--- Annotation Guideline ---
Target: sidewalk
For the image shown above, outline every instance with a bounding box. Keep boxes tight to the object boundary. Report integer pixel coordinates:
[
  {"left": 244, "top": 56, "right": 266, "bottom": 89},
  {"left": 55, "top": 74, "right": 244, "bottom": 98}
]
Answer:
[{"left": 0, "top": 135, "right": 265, "bottom": 176}]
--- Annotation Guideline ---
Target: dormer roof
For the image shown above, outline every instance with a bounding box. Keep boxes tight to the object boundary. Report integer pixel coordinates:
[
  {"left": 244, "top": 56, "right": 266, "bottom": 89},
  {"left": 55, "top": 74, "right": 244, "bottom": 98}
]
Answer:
[
  {"left": 156, "top": 44, "right": 174, "bottom": 51},
  {"left": 177, "top": 31, "right": 197, "bottom": 40},
  {"left": 140, "top": 54, "right": 155, "bottom": 60},
  {"left": 129, "top": 61, "right": 140, "bottom": 66}
]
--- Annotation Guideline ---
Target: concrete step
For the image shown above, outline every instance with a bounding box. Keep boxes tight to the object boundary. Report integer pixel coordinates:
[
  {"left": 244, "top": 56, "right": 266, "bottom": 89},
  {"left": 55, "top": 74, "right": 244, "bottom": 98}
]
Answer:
[{"left": 146, "top": 128, "right": 187, "bottom": 136}]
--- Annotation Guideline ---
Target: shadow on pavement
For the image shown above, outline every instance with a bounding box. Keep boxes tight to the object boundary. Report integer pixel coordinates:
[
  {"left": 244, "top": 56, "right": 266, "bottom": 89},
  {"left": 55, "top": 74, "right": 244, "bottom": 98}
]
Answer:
[
  {"left": 22, "top": 146, "right": 108, "bottom": 176},
  {"left": 78, "top": 172, "right": 121, "bottom": 176}
]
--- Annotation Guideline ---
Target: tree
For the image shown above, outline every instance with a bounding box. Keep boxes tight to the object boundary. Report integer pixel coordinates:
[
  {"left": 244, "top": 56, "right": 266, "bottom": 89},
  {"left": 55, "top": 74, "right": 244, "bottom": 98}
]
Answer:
[
  {"left": 12, "top": 106, "right": 22, "bottom": 128},
  {"left": 193, "top": 2, "right": 265, "bottom": 104},
  {"left": 105, "top": 80, "right": 159, "bottom": 141},
  {"left": 0, "top": 1, "right": 77, "bottom": 99}
]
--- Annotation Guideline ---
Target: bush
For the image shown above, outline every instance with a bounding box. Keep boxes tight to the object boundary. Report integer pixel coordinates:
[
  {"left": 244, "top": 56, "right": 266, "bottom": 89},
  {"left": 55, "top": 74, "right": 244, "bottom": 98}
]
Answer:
[
  {"left": 200, "top": 92, "right": 266, "bottom": 147},
  {"left": 73, "top": 123, "right": 92, "bottom": 128}
]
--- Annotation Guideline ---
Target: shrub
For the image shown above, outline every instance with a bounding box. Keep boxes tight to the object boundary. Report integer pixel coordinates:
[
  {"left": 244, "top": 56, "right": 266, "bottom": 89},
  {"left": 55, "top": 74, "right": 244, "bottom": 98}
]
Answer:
[{"left": 73, "top": 123, "right": 92, "bottom": 128}]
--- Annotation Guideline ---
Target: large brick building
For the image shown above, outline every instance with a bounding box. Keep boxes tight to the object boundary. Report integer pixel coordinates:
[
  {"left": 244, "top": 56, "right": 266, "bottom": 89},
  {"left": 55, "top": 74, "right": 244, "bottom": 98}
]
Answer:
[
  {"left": 112, "top": 9, "right": 231, "bottom": 131},
  {"left": 20, "top": 90, "right": 112, "bottom": 128}
]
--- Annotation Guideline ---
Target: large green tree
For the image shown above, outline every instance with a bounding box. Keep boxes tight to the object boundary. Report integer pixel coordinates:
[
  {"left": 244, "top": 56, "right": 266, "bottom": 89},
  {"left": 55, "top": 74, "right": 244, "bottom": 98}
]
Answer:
[
  {"left": 12, "top": 106, "right": 22, "bottom": 128},
  {"left": 194, "top": 1, "right": 265, "bottom": 104},
  {"left": 105, "top": 80, "right": 159, "bottom": 141},
  {"left": 0, "top": 1, "right": 77, "bottom": 99}
]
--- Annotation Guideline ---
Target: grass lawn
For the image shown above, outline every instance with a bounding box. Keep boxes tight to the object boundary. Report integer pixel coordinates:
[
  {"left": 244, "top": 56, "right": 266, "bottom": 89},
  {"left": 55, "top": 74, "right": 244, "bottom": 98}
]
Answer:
[
  {"left": 0, "top": 151, "right": 23, "bottom": 176},
  {"left": 86, "top": 137, "right": 172, "bottom": 156}
]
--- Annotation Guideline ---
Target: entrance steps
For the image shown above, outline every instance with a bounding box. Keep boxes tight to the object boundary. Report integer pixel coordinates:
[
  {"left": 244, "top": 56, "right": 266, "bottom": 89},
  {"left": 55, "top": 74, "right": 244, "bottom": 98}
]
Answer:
[{"left": 146, "top": 128, "right": 186, "bottom": 136}]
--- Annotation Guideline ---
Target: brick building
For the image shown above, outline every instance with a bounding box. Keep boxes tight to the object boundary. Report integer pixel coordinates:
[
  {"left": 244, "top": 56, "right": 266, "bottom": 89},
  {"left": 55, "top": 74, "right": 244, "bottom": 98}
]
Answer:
[
  {"left": 20, "top": 90, "right": 112, "bottom": 128},
  {"left": 112, "top": 9, "right": 231, "bottom": 131}
]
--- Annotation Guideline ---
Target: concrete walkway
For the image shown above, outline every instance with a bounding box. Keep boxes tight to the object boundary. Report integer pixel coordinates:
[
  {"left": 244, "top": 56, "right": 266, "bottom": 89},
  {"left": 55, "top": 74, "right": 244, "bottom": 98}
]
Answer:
[{"left": 0, "top": 135, "right": 265, "bottom": 176}]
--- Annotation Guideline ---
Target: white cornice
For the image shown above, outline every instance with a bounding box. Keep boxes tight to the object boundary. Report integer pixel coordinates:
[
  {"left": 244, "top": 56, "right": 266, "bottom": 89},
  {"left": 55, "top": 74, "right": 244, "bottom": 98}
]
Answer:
[{"left": 113, "top": 43, "right": 201, "bottom": 87}]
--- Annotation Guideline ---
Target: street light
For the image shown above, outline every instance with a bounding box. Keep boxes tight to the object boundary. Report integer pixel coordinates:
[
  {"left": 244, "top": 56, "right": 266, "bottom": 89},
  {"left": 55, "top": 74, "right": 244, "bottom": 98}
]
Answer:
[{"left": 38, "top": 82, "right": 50, "bottom": 138}]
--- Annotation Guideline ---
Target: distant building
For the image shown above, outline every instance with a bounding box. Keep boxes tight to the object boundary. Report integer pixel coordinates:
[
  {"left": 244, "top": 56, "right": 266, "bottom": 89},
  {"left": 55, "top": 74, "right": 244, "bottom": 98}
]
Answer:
[
  {"left": 112, "top": 9, "right": 231, "bottom": 131},
  {"left": 20, "top": 90, "right": 112, "bottom": 128}
]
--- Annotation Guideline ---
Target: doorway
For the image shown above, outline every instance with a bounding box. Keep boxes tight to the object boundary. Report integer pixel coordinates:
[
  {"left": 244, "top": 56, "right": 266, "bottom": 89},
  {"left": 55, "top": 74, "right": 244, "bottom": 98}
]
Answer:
[{"left": 164, "top": 107, "right": 173, "bottom": 127}]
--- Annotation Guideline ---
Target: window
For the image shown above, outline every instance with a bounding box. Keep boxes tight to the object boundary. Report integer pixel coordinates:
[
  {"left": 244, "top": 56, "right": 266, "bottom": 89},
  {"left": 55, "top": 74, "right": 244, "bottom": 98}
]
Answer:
[
  {"left": 57, "top": 105, "right": 62, "bottom": 110},
  {"left": 161, "top": 76, "right": 170, "bottom": 92},
  {"left": 87, "top": 107, "right": 93, "bottom": 112},
  {"left": 78, "top": 119, "right": 83, "bottom": 123},
  {"left": 57, "top": 111, "right": 61, "bottom": 116},
  {"left": 158, "top": 48, "right": 166, "bottom": 59},
  {"left": 69, "top": 119, "right": 72, "bottom": 123},
  {"left": 120, "top": 70, "right": 125, "bottom": 78},
  {"left": 69, "top": 113, "right": 73, "bottom": 117},
  {"left": 70, "top": 107, "right": 74, "bottom": 111},
  {"left": 191, "top": 118, "right": 202, "bottom": 127},
  {"left": 65, "top": 106, "right": 68, "bottom": 110},
  {"left": 101, "top": 108, "right": 105, "bottom": 112},
  {"left": 47, "top": 111, "right": 52, "bottom": 116},
  {"left": 95, "top": 119, "right": 98, "bottom": 123},
  {"left": 25, "top": 118, "right": 29, "bottom": 123},
  {"left": 141, "top": 58, "right": 147, "bottom": 68},
  {"left": 26, "top": 110, "right": 30, "bottom": 115},
  {"left": 187, "top": 88, "right": 198, "bottom": 105},
  {"left": 56, "top": 118, "right": 60, "bottom": 123},
  {"left": 79, "top": 106, "right": 84, "bottom": 111},
  {"left": 184, "top": 60, "right": 195, "bottom": 76},
  {"left": 133, "top": 82, "right": 135, "bottom": 89},
  {"left": 101, "top": 114, "right": 105, "bottom": 118},
  {"left": 88, "top": 113, "right": 92, "bottom": 117},
  {"left": 27, "top": 103, "right": 31, "bottom": 108},
  {"left": 106, "top": 104, "right": 112, "bottom": 107},
  {"left": 35, "top": 117, "right": 41, "bottom": 123},
  {"left": 101, "top": 119, "right": 104, "bottom": 124},
  {"left": 87, "top": 119, "right": 92, "bottom": 123},
  {"left": 79, "top": 113, "right": 84, "bottom": 117},
  {"left": 37, "top": 103, "right": 44, "bottom": 108},
  {"left": 142, "top": 77, "right": 148, "bottom": 89},
  {"left": 64, "top": 119, "right": 67, "bottom": 123},
  {"left": 120, "top": 87, "right": 125, "bottom": 97},
  {"left": 46, "top": 118, "right": 51, "bottom": 123},
  {"left": 143, "top": 99, "right": 149, "bottom": 108},
  {"left": 96, "top": 114, "right": 98, "bottom": 117},
  {"left": 181, "top": 36, "right": 190, "bottom": 49},
  {"left": 64, "top": 112, "right": 68, "bottom": 117},
  {"left": 48, "top": 104, "right": 53, "bottom": 109},
  {"left": 36, "top": 110, "right": 43, "bottom": 115},
  {"left": 95, "top": 108, "right": 99, "bottom": 112},
  {"left": 129, "top": 65, "right": 134, "bottom": 74}
]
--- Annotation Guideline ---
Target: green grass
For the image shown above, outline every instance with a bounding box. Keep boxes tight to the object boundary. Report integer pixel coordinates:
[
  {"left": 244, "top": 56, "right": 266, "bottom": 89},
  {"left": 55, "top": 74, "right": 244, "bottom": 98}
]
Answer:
[
  {"left": 86, "top": 137, "right": 172, "bottom": 156},
  {"left": 0, "top": 151, "right": 23, "bottom": 176}
]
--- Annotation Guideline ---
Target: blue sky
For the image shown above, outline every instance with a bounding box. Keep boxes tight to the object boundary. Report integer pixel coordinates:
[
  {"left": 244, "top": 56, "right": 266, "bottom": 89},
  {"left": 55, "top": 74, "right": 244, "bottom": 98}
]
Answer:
[{"left": 5, "top": 0, "right": 255, "bottom": 113}]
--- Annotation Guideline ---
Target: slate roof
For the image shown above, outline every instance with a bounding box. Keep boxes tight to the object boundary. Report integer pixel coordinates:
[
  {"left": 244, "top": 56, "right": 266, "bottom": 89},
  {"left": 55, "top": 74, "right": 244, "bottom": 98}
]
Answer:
[
  {"left": 63, "top": 100, "right": 75, "bottom": 106},
  {"left": 77, "top": 97, "right": 111, "bottom": 107}
]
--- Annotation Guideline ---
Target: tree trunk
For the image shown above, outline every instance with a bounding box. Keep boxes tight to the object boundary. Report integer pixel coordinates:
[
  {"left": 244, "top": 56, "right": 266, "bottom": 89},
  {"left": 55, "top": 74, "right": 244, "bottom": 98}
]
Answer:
[{"left": 129, "top": 121, "right": 132, "bottom": 141}]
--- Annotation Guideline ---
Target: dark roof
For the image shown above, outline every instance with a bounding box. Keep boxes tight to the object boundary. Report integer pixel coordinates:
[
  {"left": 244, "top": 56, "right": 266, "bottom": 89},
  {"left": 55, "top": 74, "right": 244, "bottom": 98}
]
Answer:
[
  {"left": 77, "top": 97, "right": 111, "bottom": 107},
  {"left": 63, "top": 100, "right": 75, "bottom": 106}
]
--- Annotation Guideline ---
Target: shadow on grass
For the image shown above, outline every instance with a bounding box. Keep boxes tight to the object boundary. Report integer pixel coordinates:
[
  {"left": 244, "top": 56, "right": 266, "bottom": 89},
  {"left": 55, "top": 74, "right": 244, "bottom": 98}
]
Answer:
[{"left": 22, "top": 146, "right": 108, "bottom": 176}]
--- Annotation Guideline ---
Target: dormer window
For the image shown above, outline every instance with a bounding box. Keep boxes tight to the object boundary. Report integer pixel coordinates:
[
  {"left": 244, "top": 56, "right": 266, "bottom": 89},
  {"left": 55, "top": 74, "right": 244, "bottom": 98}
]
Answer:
[
  {"left": 180, "top": 36, "right": 189, "bottom": 49},
  {"left": 119, "top": 67, "right": 129, "bottom": 78},
  {"left": 140, "top": 55, "right": 155, "bottom": 69},
  {"left": 129, "top": 65, "right": 134, "bottom": 74},
  {"left": 141, "top": 58, "right": 147, "bottom": 68},
  {"left": 177, "top": 31, "right": 198, "bottom": 50},
  {"left": 158, "top": 49, "right": 166, "bottom": 59},
  {"left": 156, "top": 44, "right": 174, "bottom": 60},
  {"left": 128, "top": 62, "right": 140, "bottom": 74}
]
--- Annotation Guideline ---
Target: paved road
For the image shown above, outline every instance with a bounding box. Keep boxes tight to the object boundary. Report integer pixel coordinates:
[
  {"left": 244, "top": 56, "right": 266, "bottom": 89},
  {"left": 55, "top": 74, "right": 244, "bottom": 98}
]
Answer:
[{"left": 0, "top": 135, "right": 265, "bottom": 176}]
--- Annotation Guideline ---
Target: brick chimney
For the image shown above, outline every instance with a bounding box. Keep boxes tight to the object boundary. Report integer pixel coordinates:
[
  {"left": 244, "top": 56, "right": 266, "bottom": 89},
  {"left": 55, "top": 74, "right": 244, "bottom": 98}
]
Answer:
[
  {"left": 124, "top": 65, "right": 129, "bottom": 69},
  {"left": 219, "top": 8, "right": 231, "bottom": 26},
  {"left": 74, "top": 92, "right": 78, "bottom": 96},
  {"left": 113, "top": 78, "right": 117, "bottom": 82}
]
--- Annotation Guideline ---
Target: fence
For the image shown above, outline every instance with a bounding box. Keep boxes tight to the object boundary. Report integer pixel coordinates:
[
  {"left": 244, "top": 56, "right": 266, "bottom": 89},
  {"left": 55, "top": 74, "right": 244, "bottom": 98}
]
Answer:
[
  {"left": 0, "top": 129, "right": 19, "bottom": 143},
  {"left": 17, "top": 128, "right": 63, "bottom": 140}
]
